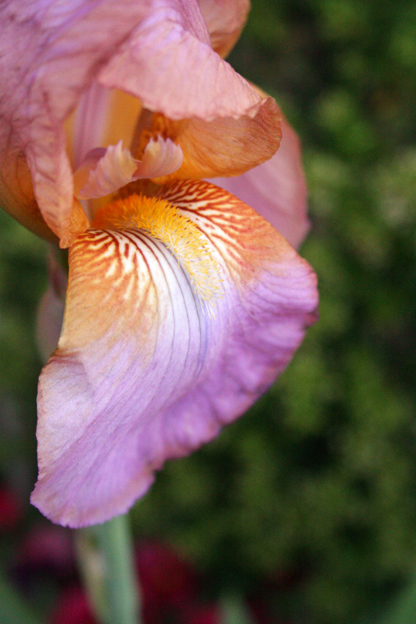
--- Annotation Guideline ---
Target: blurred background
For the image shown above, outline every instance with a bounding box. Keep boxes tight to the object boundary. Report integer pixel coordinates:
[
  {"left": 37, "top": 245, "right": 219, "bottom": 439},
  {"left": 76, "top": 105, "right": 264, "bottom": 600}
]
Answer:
[{"left": 1, "top": 0, "right": 416, "bottom": 622}]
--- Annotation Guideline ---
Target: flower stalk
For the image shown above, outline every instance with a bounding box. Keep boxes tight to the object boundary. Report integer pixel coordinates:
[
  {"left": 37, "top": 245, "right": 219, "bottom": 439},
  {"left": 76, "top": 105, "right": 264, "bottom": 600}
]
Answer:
[{"left": 76, "top": 514, "right": 141, "bottom": 624}]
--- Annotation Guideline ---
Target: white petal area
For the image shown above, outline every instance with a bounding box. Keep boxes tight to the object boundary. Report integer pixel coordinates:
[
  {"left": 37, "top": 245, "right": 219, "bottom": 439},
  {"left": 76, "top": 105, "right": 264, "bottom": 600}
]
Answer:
[
  {"left": 74, "top": 139, "right": 183, "bottom": 200},
  {"left": 32, "top": 181, "right": 318, "bottom": 527}
]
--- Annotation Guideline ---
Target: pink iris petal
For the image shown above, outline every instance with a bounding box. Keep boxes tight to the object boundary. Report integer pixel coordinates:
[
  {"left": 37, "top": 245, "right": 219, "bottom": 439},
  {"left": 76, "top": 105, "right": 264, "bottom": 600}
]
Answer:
[
  {"left": 211, "top": 117, "right": 310, "bottom": 249},
  {"left": 32, "top": 181, "right": 318, "bottom": 527},
  {"left": 0, "top": 0, "right": 264, "bottom": 242},
  {"left": 99, "top": 3, "right": 262, "bottom": 121},
  {"left": 74, "top": 138, "right": 183, "bottom": 199}
]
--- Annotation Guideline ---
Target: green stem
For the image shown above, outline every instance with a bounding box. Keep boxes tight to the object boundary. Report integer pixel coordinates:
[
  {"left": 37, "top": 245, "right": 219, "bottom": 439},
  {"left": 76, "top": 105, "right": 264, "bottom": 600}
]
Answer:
[
  {"left": 220, "top": 592, "right": 254, "bottom": 624},
  {"left": 76, "top": 514, "right": 141, "bottom": 624}
]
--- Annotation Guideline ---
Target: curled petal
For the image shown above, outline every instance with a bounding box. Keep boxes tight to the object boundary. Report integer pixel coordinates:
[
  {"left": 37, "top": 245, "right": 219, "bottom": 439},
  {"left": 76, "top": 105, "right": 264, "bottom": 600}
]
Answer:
[
  {"left": 211, "top": 117, "right": 310, "bottom": 248},
  {"left": 134, "top": 98, "right": 281, "bottom": 181},
  {"left": 32, "top": 181, "right": 317, "bottom": 527},
  {"left": 198, "top": 0, "right": 250, "bottom": 57},
  {"left": 99, "top": 3, "right": 263, "bottom": 122},
  {"left": 73, "top": 145, "right": 133, "bottom": 200},
  {"left": 0, "top": 0, "right": 262, "bottom": 243}
]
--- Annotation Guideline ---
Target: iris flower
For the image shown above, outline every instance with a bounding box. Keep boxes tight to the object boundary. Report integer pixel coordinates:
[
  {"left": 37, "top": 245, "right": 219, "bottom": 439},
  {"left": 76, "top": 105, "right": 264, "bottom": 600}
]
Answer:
[{"left": 0, "top": 0, "right": 318, "bottom": 527}]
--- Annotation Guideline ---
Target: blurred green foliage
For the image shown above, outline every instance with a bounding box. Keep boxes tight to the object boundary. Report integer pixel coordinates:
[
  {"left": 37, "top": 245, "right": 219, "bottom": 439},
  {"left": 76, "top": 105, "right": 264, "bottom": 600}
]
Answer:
[{"left": 1, "top": 1, "right": 416, "bottom": 623}]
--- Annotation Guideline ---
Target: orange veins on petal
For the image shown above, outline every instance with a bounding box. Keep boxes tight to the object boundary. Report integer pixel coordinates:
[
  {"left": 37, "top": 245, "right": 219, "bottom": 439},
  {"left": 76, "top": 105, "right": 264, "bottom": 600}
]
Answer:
[{"left": 92, "top": 193, "right": 223, "bottom": 304}]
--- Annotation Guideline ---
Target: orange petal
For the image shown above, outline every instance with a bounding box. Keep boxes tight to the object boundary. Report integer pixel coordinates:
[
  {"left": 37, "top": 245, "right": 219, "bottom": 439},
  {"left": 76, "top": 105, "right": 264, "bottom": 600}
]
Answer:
[
  {"left": 0, "top": 151, "right": 57, "bottom": 243},
  {"left": 134, "top": 97, "right": 281, "bottom": 181}
]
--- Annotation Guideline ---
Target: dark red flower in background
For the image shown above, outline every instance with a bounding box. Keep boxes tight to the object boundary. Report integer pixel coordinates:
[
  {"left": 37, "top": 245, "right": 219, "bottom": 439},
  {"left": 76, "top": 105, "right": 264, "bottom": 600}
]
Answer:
[
  {"left": 0, "top": 484, "right": 22, "bottom": 531},
  {"left": 50, "top": 587, "right": 96, "bottom": 624}
]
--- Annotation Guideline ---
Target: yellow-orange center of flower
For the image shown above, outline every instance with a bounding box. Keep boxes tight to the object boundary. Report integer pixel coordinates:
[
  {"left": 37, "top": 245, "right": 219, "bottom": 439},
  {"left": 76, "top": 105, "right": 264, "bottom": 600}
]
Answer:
[{"left": 92, "top": 193, "right": 223, "bottom": 305}]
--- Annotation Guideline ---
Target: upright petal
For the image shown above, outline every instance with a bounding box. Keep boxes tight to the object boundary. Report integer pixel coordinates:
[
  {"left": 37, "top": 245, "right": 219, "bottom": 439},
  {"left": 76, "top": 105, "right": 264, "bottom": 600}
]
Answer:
[
  {"left": 74, "top": 139, "right": 182, "bottom": 200},
  {"left": 71, "top": 83, "right": 114, "bottom": 168},
  {"left": 0, "top": 0, "right": 264, "bottom": 243},
  {"left": 32, "top": 181, "right": 317, "bottom": 527},
  {"left": 211, "top": 117, "right": 310, "bottom": 248},
  {"left": 198, "top": 0, "right": 250, "bottom": 57}
]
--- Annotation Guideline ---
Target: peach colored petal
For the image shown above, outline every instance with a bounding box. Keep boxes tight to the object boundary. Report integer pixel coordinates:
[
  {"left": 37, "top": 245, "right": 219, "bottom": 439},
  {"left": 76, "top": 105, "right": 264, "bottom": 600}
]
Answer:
[
  {"left": 58, "top": 200, "right": 90, "bottom": 249},
  {"left": 32, "top": 180, "right": 317, "bottom": 527},
  {"left": 198, "top": 0, "right": 250, "bottom": 57},
  {"left": 0, "top": 150, "right": 57, "bottom": 243},
  {"left": 211, "top": 117, "right": 310, "bottom": 248},
  {"left": 133, "top": 98, "right": 281, "bottom": 181}
]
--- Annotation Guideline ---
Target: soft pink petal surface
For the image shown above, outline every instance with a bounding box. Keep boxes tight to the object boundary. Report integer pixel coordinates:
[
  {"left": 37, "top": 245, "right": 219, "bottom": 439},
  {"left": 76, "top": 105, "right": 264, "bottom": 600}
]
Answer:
[
  {"left": 99, "top": 2, "right": 261, "bottom": 121},
  {"left": 211, "top": 117, "right": 310, "bottom": 249},
  {"left": 0, "top": 0, "right": 264, "bottom": 242},
  {"left": 32, "top": 181, "right": 317, "bottom": 527}
]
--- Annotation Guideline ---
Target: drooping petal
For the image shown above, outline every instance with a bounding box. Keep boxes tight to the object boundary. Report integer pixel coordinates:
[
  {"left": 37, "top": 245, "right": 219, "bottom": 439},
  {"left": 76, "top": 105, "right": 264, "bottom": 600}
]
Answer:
[
  {"left": 198, "top": 0, "right": 250, "bottom": 57},
  {"left": 74, "top": 139, "right": 183, "bottom": 200},
  {"left": 32, "top": 181, "right": 318, "bottom": 527},
  {"left": 0, "top": 0, "right": 265, "bottom": 244},
  {"left": 210, "top": 117, "right": 310, "bottom": 248}
]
